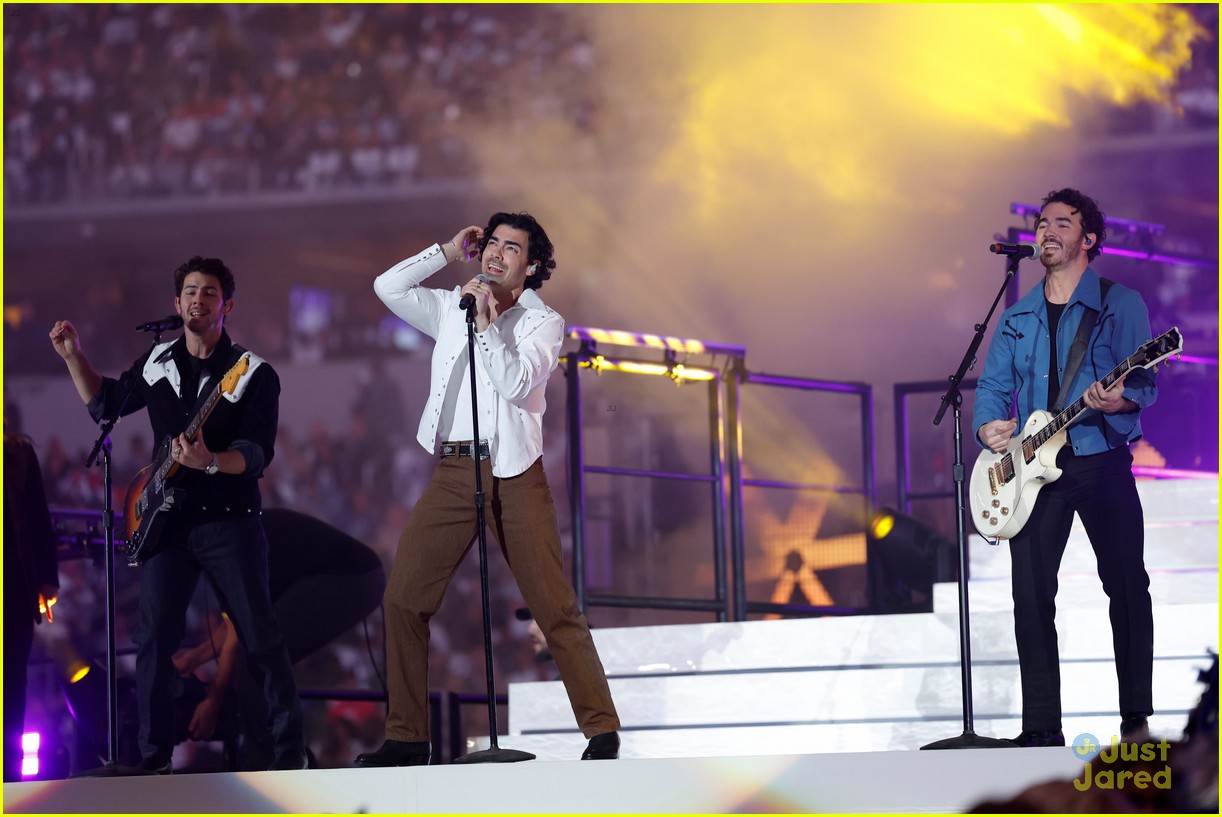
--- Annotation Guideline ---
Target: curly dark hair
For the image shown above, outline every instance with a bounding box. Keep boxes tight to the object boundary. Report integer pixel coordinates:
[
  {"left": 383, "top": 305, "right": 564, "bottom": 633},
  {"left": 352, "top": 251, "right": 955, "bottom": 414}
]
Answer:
[
  {"left": 1040, "top": 188, "right": 1107, "bottom": 262},
  {"left": 173, "top": 256, "right": 235, "bottom": 301},
  {"left": 476, "top": 212, "right": 556, "bottom": 291}
]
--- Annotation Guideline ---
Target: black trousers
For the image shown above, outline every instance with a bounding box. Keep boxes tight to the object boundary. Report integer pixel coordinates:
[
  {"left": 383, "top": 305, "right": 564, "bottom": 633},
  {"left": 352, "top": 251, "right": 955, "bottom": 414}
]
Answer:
[
  {"left": 1008, "top": 444, "right": 1154, "bottom": 731},
  {"left": 137, "top": 517, "right": 304, "bottom": 765},
  {"left": 233, "top": 565, "right": 385, "bottom": 770}
]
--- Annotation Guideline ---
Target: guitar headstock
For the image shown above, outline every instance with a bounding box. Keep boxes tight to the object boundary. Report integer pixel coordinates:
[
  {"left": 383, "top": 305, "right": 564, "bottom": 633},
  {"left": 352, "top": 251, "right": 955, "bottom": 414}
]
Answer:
[
  {"left": 1133, "top": 327, "right": 1183, "bottom": 371},
  {"left": 220, "top": 354, "right": 251, "bottom": 395}
]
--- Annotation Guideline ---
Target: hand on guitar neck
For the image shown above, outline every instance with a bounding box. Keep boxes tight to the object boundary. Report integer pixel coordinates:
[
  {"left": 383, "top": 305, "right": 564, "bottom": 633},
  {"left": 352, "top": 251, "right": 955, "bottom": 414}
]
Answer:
[
  {"left": 1083, "top": 374, "right": 1136, "bottom": 414},
  {"left": 172, "top": 432, "right": 214, "bottom": 472}
]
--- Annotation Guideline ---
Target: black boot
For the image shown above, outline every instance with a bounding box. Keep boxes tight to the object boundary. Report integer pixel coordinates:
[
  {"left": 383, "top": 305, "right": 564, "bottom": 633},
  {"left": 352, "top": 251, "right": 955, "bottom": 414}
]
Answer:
[
  {"left": 1007, "top": 729, "right": 1065, "bottom": 748},
  {"left": 354, "top": 739, "right": 431, "bottom": 767},
  {"left": 136, "top": 753, "right": 173, "bottom": 774},
  {"left": 1120, "top": 715, "right": 1150, "bottom": 743},
  {"left": 267, "top": 748, "right": 309, "bottom": 771},
  {"left": 581, "top": 732, "right": 620, "bottom": 760}
]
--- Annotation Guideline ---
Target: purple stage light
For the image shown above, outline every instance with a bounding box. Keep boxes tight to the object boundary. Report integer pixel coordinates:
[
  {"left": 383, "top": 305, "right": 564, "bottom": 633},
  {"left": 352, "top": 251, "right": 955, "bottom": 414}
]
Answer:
[
  {"left": 21, "top": 732, "right": 40, "bottom": 778},
  {"left": 1132, "top": 465, "right": 1218, "bottom": 480},
  {"left": 745, "top": 372, "right": 868, "bottom": 394},
  {"left": 1013, "top": 231, "right": 1217, "bottom": 269}
]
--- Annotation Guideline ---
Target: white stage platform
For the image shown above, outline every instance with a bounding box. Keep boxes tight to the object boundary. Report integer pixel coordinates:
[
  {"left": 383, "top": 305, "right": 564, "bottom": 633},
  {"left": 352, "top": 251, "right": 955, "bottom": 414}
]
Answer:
[
  {"left": 4, "top": 747, "right": 1087, "bottom": 814},
  {"left": 506, "top": 478, "right": 1216, "bottom": 761}
]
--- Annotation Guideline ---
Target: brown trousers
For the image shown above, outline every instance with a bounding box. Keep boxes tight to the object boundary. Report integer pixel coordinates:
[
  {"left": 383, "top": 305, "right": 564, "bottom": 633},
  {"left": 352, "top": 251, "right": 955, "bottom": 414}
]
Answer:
[{"left": 383, "top": 454, "right": 620, "bottom": 741}]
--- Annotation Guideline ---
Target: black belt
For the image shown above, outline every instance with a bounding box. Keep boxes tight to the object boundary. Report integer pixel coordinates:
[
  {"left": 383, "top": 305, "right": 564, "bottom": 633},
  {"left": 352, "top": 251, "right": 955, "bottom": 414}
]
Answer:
[{"left": 440, "top": 440, "right": 490, "bottom": 461}]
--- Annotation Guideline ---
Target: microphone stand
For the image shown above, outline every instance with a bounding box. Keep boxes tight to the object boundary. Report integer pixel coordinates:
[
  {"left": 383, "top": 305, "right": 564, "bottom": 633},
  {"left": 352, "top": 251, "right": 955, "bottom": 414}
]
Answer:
[
  {"left": 76, "top": 335, "right": 163, "bottom": 776},
  {"left": 452, "top": 299, "right": 534, "bottom": 765},
  {"left": 921, "top": 255, "right": 1019, "bottom": 751}
]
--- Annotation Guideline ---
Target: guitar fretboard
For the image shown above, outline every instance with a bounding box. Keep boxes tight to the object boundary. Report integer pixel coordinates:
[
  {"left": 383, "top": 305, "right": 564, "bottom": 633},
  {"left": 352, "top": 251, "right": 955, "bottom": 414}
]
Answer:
[
  {"left": 154, "top": 381, "right": 226, "bottom": 482},
  {"left": 1019, "top": 360, "right": 1129, "bottom": 463}
]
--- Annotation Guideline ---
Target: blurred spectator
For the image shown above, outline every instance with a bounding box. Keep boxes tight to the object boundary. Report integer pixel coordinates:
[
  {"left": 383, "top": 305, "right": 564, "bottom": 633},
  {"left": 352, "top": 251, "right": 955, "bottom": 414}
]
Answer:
[{"left": 4, "top": 433, "right": 61, "bottom": 781}]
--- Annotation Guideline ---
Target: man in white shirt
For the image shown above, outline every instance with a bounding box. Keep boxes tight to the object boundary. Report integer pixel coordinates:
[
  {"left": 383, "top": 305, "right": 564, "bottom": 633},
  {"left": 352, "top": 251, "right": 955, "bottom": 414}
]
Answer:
[{"left": 356, "top": 212, "right": 621, "bottom": 766}]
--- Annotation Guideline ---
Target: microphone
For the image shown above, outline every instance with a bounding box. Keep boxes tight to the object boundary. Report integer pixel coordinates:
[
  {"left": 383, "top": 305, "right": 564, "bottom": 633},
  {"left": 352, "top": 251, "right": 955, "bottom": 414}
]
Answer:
[
  {"left": 135, "top": 315, "right": 184, "bottom": 333},
  {"left": 989, "top": 241, "right": 1041, "bottom": 259},
  {"left": 457, "top": 274, "right": 492, "bottom": 311}
]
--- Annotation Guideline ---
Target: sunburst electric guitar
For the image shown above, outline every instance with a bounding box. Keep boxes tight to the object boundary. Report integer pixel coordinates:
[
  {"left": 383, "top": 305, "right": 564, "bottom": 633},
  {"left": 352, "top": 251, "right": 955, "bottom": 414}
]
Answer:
[
  {"left": 969, "top": 327, "right": 1182, "bottom": 542},
  {"left": 123, "top": 354, "right": 250, "bottom": 565}
]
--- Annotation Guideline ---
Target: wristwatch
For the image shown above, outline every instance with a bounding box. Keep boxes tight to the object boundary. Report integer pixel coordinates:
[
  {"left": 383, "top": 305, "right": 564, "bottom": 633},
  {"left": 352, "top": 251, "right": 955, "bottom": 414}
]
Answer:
[{"left": 204, "top": 452, "right": 220, "bottom": 475}]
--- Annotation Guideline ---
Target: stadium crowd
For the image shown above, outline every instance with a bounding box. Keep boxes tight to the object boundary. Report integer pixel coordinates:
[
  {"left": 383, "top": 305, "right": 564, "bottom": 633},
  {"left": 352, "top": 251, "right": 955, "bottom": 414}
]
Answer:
[{"left": 4, "top": 4, "right": 598, "bottom": 204}]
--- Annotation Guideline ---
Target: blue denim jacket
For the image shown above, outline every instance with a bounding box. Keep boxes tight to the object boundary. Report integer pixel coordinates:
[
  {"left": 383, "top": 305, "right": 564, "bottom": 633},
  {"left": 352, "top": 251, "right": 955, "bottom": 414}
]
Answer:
[{"left": 972, "top": 267, "right": 1157, "bottom": 456}]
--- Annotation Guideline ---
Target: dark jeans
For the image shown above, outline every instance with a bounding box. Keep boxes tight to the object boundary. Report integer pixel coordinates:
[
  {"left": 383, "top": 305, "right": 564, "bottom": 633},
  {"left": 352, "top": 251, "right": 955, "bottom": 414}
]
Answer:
[
  {"left": 1008, "top": 444, "right": 1154, "bottom": 731},
  {"left": 233, "top": 565, "right": 386, "bottom": 770},
  {"left": 135, "top": 516, "right": 304, "bottom": 764}
]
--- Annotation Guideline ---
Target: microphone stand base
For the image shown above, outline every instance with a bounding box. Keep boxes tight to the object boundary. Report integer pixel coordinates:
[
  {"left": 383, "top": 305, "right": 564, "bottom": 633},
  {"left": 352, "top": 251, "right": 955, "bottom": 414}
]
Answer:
[
  {"left": 453, "top": 747, "right": 537, "bottom": 764},
  {"left": 920, "top": 731, "right": 1014, "bottom": 750},
  {"left": 72, "top": 762, "right": 160, "bottom": 777}
]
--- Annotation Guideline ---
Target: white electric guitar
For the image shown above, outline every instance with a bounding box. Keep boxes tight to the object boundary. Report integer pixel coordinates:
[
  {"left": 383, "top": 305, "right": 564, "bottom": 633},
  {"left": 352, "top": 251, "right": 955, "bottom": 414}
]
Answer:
[{"left": 969, "top": 327, "right": 1182, "bottom": 541}]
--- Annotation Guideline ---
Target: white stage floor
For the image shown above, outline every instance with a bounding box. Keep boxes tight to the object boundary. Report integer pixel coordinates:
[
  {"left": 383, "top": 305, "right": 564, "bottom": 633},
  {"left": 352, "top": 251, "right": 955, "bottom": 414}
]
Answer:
[{"left": 4, "top": 747, "right": 1089, "bottom": 814}]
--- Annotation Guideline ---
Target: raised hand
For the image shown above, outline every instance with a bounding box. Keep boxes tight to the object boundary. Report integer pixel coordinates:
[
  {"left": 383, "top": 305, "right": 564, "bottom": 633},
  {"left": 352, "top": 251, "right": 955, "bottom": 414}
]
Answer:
[
  {"left": 49, "top": 320, "right": 82, "bottom": 360},
  {"left": 444, "top": 225, "right": 484, "bottom": 263}
]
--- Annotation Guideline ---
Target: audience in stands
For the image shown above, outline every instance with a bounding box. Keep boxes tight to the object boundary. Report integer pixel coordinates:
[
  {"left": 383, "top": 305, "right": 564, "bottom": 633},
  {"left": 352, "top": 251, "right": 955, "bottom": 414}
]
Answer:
[{"left": 4, "top": 4, "right": 599, "bottom": 204}]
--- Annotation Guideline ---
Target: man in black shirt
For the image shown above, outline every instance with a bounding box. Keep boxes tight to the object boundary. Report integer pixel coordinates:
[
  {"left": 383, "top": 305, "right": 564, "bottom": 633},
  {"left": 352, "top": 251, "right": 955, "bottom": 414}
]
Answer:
[{"left": 50, "top": 256, "right": 307, "bottom": 772}]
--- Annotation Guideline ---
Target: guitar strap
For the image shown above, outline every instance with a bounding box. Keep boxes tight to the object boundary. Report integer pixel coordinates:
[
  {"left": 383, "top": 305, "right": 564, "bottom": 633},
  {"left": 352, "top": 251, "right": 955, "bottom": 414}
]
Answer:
[{"left": 1051, "top": 277, "right": 1114, "bottom": 413}]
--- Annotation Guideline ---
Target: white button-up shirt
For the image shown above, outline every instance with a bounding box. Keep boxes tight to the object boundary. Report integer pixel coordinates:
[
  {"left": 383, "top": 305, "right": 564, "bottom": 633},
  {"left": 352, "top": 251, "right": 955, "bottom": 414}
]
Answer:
[{"left": 373, "top": 243, "right": 564, "bottom": 478}]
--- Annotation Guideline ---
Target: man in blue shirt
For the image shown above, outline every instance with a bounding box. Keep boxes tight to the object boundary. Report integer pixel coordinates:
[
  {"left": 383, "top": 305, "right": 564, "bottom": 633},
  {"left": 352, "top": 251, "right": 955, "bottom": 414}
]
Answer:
[{"left": 973, "top": 188, "right": 1157, "bottom": 748}]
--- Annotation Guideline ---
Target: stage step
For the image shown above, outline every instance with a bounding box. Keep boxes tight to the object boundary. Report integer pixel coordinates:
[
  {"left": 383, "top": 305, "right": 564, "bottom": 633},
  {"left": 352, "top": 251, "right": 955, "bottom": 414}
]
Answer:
[
  {"left": 503, "top": 478, "right": 1216, "bottom": 762},
  {"left": 508, "top": 604, "right": 1215, "bottom": 756},
  {"left": 494, "top": 712, "right": 1191, "bottom": 761}
]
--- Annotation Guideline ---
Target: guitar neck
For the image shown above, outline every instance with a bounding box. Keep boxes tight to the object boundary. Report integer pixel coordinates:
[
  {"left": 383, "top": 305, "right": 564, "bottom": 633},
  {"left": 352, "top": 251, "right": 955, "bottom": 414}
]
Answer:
[
  {"left": 155, "top": 386, "right": 223, "bottom": 480},
  {"left": 184, "top": 388, "right": 223, "bottom": 441},
  {"left": 1027, "top": 357, "right": 1134, "bottom": 450}
]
